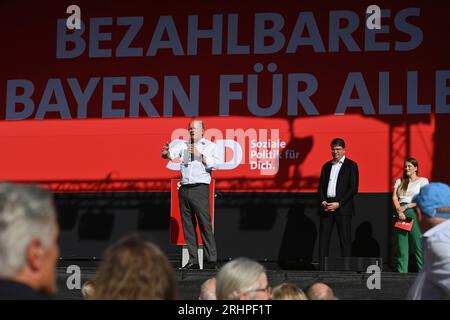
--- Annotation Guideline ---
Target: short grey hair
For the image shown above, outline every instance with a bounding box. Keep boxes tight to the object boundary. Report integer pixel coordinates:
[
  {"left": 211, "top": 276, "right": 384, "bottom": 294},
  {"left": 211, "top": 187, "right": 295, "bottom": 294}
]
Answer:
[
  {"left": 216, "top": 257, "right": 266, "bottom": 300},
  {"left": 199, "top": 278, "right": 216, "bottom": 300},
  {"left": 0, "top": 183, "right": 57, "bottom": 277}
]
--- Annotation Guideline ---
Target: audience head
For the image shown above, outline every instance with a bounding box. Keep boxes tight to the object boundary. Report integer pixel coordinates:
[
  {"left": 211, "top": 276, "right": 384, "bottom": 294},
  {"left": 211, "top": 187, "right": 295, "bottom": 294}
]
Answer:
[
  {"left": 306, "top": 282, "right": 338, "bottom": 300},
  {"left": 216, "top": 257, "right": 271, "bottom": 300},
  {"left": 92, "top": 234, "right": 176, "bottom": 300},
  {"left": 81, "top": 280, "right": 95, "bottom": 299},
  {"left": 0, "top": 183, "right": 59, "bottom": 295},
  {"left": 272, "top": 282, "right": 308, "bottom": 300},
  {"left": 199, "top": 277, "right": 217, "bottom": 300},
  {"left": 413, "top": 182, "right": 450, "bottom": 232}
]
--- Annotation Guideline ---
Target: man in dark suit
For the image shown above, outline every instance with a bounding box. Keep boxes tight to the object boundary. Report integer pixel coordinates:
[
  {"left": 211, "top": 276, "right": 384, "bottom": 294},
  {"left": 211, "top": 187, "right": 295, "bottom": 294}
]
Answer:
[{"left": 318, "top": 138, "right": 359, "bottom": 268}]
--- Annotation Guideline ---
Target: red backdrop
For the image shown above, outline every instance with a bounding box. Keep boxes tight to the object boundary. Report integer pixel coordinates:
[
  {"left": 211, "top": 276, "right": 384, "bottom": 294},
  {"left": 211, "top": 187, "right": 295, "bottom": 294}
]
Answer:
[{"left": 0, "top": 0, "right": 448, "bottom": 192}]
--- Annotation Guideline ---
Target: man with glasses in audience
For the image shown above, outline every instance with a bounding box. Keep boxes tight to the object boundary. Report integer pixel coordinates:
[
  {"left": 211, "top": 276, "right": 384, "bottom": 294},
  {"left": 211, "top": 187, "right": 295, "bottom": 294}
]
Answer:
[{"left": 216, "top": 257, "right": 272, "bottom": 300}]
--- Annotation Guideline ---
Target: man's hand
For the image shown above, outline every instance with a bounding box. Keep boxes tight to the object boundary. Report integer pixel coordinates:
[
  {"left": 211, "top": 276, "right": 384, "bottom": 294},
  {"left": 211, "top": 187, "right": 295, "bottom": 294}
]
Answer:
[
  {"left": 161, "top": 142, "right": 170, "bottom": 159},
  {"left": 187, "top": 144, "right": 202, "bottom": 160},
  {"left": 325, "top": 202, "right": 340, "bottom": 212},
  {"left": 322, "top": 201, "right": 333, "bottom": 212}
]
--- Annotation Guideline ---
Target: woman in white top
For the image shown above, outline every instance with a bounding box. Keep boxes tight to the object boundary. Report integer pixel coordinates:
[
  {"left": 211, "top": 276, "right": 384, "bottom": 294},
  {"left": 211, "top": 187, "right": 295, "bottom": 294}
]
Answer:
[{"left": 392, "top": 158, "right": 429, "bottom": 273}]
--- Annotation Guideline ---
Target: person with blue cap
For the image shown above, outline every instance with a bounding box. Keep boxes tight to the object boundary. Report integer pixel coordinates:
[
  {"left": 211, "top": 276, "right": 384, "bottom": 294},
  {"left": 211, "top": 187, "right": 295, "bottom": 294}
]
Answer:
[{"left": 407, "top": 182, "right": 450, "bottom": 299}]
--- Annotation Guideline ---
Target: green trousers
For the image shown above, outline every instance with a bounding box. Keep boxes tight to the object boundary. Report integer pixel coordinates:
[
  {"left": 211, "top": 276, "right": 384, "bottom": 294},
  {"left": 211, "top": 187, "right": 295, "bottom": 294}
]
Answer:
[{"left": 395, "top": 204, "right": 422, "bottom": 273}]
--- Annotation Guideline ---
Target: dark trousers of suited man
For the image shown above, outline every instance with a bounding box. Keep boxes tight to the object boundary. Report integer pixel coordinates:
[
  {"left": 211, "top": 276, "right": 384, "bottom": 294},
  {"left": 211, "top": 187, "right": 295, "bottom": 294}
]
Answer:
[
  {"left": 179, "top": 184, "right": 217, "bottom": 265},
  {"left": 319, "top": 205, "right": 353, "bottom": 263},
  {"left": 318, "top": 138, "right": 359, "bottom": 267}
]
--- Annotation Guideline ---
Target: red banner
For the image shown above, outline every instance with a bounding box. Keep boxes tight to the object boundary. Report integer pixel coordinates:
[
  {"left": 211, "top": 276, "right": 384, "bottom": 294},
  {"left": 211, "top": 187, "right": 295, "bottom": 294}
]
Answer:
[{"left": 0, "top": 1, "right": 448, "bottom": 192}]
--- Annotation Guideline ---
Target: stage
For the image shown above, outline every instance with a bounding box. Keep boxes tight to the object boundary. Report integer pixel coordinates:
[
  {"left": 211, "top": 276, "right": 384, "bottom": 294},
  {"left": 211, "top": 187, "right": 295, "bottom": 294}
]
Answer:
[{"left": 55, "top": 261, "right": 417, "bottom": 300}]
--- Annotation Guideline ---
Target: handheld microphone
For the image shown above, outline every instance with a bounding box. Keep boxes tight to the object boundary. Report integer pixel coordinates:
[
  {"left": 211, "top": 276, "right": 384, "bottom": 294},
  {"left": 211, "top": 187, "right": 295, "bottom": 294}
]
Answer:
[{"left": 190, "top": 136, "right": 194, "bottom": 162}]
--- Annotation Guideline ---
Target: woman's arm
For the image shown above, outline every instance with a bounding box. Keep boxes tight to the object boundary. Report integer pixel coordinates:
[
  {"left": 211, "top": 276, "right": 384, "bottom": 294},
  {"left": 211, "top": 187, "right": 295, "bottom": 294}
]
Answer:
[{"left": 392, "top": 186, "right": 406, "bottom": 220}]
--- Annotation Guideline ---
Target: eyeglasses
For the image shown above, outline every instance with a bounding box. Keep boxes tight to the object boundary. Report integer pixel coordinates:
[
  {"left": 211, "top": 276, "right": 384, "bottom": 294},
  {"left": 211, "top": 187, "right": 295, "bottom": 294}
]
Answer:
[{"left": 252, "top": 285, "right": 272, "bottom": 295}]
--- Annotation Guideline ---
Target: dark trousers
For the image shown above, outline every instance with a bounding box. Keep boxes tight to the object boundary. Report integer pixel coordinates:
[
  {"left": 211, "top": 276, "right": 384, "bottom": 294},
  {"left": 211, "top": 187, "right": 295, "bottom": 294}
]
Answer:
[
  {"left": 319, "top": 212, "right": 352, "bottom": 265},
  {"left": 179, "top": 184, "right": 217, "bottom": 264}
]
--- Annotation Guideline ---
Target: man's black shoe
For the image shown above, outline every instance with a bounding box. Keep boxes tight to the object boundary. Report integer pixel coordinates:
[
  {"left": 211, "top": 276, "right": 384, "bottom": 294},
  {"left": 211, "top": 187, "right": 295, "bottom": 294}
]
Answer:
[
  {"left": 180, "top": 262, "right": 200, "bottom": 270},
  {"left": 203, "top": 262, "right": 218, "bottom": 270}
]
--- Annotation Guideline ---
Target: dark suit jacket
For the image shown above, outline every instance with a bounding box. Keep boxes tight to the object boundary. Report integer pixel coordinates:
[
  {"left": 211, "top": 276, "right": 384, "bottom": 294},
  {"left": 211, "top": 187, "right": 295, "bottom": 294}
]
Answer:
[
  {"left": 0, "top": 279, "right": 51, "bottom": 300},
  {"left": 318, "top": 157, "right": 359, "bottom": 216}
]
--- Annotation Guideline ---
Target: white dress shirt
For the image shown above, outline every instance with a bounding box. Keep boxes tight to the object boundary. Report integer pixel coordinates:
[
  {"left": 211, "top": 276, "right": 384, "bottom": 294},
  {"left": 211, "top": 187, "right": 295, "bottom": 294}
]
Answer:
[
  {"left": 169, "top": 138, "right": 219, "bottom": 185},
  {"left": 327, "top": 155, "right": 345, "bottom": 198}
]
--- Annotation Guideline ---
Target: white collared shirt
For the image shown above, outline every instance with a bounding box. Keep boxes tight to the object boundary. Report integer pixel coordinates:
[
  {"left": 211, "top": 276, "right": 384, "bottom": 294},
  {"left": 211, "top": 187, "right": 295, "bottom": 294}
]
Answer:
[
  {"left": 327, "top": 155, "right": 346, "bottom": 198},
  {"left": 169, "top": 138, "right": 220, "bottom": 185}
]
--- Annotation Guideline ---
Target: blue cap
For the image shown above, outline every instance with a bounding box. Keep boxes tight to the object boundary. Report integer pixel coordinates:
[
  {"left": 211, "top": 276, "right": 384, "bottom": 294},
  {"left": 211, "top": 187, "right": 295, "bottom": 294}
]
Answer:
[{"left": 412, "top": 183, "right": 450, "bottom": 218}]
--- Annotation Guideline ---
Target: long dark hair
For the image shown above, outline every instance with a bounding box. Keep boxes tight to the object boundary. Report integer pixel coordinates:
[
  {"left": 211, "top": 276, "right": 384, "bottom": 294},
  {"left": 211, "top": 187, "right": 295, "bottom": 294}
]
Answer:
[{"left": 400, "top": 157, "right": 419, "bottom": 193}]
